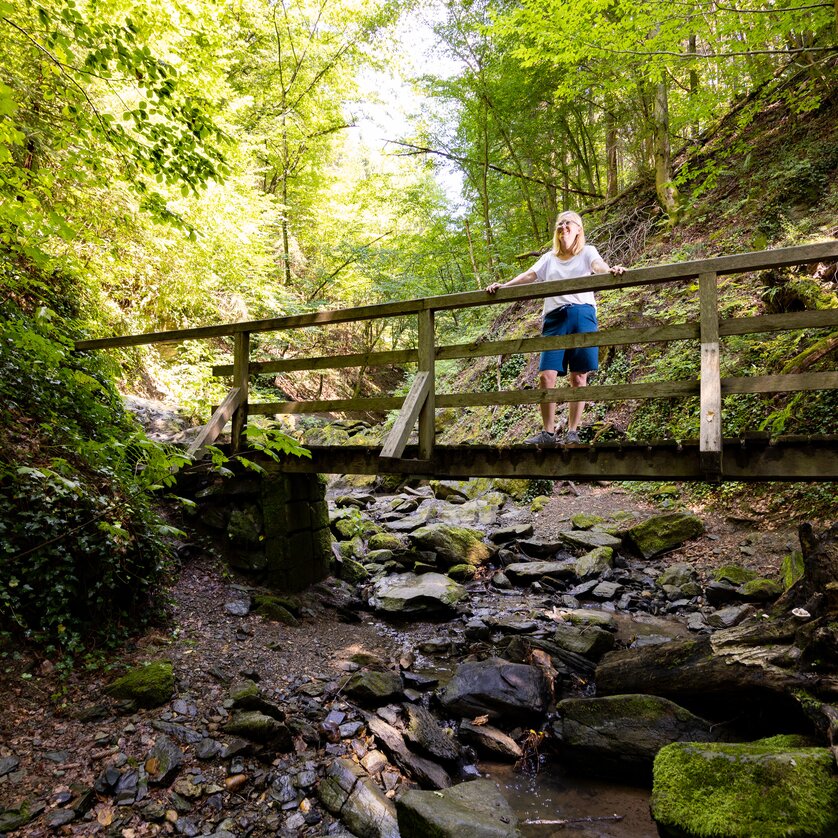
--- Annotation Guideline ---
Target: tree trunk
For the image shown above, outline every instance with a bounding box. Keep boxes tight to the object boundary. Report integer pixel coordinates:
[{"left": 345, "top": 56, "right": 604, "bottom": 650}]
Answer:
[
  {"left": 653, "top": 79, "right": 679, "bottom": 217},
  {"left": 605, "top": 111, "right": 618, "bottom": 200}
]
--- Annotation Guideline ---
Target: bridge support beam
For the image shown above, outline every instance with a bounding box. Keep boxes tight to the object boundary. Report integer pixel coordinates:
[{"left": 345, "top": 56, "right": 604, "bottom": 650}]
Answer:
[{"left": 699, "top": 272, "right": 723, "bottom": 481}]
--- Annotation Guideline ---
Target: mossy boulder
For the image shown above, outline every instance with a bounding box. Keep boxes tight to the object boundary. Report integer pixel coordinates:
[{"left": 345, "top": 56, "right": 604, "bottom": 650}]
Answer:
[
  {"left": 368, "top": 532, "right": 405, "bottom": 552},
  {"left": 781, "top": 551, "right": 805, "bottom": 590},
  {"left": 409, "top": 524, "right": 490, "bottom": 568},
  {"left": 626, "top": 513, "right": 705, "bottom": 559},
  {"left": 335, "top": 536, "right": 365, "bottom": 561},
  {"left": 656, "top": 563, "right": 699, "bottom": 590},
  {"left": 339, "top": 558, "right": 368, "bottom": 584},
  {"left": 713, "top": 565, "right": 758, "bottom": 586},
  {"left": 738, "top": 577, "right": 783, "bottom": 601},
  {"left": 344, "top": 670, "right": 404, "bottom": 705},
  {"left": 530, "top": 495, "right": 551, "bottom": 513},
  {"left": 651, "top": 739, "right": 838, "bottom": 837},
  {"left": 572, "top": 513, "right": 605, "bottom": 530},
  {"left": 575, "top": 546, "right": 614, "bottom": 579},
  {"left": 253, "top": 595, "right": 299, "bottom": 625},
  {"left": 105, "top": 661, "right": 174, "bottom": 708},
  {"left": 223, "top": 711, "right": 292, "bottom": 748},
  {"left": 447, "top": 563, "right": 476, "bottom": 582}
]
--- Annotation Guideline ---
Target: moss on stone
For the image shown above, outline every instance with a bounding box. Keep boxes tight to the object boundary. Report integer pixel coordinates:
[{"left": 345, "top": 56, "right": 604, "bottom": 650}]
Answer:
[
  {"left": 253, "top": 595, "right": 300, "bottom": 625},
  {"left": 739, "top": 578, "right": 783, "bottom": 601},
  {"left": 714, "top": 565, "right": 758, "bottom": 585},
  {"left": 572, "top": 513, "right": 605, "bottom": 530},
  {"left": 447, "top": 563, "right": 476, "bottom": 582},
  {"left": 651, "top": 740, "right": 838, "bottom": 837},
  {"left": 409, "top": 524, "right": 490, "bottom": 568},
  {"left": 105, "top": 661, "right": 174, "bottom": 708},
  {"left": 530, "top": 495, "right": 551, "bottom": 513},
  {"left": 339, "top": 558, "right": 368, "bottom": 584},
  {"left": 368, "top": 532, "right": 405, "bottom": 552}
]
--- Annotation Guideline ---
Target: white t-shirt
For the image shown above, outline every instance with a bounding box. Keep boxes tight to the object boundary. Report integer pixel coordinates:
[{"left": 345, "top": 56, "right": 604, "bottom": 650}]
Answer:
[{"left": 530, "top": 245, "right": 601, "bottom": 316}]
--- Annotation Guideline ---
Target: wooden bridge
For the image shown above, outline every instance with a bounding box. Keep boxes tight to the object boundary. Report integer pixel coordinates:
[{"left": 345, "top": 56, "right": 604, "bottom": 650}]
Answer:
[{"left": 76, "top": 242, "right": 838, "bottom": 482}]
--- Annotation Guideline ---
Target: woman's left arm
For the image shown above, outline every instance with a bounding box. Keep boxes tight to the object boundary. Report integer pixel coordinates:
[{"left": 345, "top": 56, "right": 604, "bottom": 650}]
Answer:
[{"left": 591, "top": 257, "right": 625, "bottom": 276}]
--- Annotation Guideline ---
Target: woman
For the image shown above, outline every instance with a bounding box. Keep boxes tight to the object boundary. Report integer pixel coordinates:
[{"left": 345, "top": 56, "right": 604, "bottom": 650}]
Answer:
[{"left": 486, "top": 210, "right": 625, "bottom": 445}]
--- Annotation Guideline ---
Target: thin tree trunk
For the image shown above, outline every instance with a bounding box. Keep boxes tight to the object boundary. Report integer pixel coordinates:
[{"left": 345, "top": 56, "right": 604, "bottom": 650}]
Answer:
[
  {"left": 653, "top": 79, "right": 679, "bottom": 216},
  {"left": 606, "top": 109, "right": 618, "bottom": 199}
]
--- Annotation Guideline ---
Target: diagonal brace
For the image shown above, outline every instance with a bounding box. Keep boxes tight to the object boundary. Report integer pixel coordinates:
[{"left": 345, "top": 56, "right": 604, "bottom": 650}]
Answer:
[
  {"left": 380, "top": 371, "right": 432, "bottom": 460},
  {"left": 187, "top": 386, "right": 245, "bottom": 458}
]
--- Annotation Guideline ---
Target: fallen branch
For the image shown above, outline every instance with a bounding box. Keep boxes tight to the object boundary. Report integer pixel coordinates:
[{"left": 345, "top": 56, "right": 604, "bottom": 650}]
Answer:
[{"left": 523, "top": 814, "right": 624, "bottom": 826}]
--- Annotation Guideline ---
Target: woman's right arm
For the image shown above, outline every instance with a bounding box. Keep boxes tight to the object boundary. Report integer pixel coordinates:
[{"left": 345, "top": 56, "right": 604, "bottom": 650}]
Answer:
[{"left": 486, "top": 269, "right": 537, "bottom": 294}]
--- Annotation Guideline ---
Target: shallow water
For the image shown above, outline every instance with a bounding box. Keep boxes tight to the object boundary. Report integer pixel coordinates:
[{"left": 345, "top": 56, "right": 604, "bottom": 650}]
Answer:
[{"left": 483, "top": 761, "right": 657, "bottom": 838}]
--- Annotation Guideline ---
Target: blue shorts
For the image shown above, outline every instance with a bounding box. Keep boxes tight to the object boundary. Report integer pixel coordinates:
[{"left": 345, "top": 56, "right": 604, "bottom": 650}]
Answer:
[{"left": 539, "top": 304, "right": 598, "bottom": 375}]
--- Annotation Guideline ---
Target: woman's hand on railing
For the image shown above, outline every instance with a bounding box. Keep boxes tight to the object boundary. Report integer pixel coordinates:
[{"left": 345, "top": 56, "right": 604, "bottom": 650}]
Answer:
[
  {"left": 610, "top": 265, "right": 626, "bottom": 276},
  {"left": 486, "top": 282, "right": 503, "bottom": 294}
]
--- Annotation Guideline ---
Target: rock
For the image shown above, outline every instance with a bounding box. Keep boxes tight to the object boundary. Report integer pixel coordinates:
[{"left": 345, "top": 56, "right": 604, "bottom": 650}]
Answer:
[
  {"left": 222, "top": 711, "right": 292, "bottom": 749},
  {"left": 504, "top": 561, "right": 575, "bottom": 584},
  {"left": 704, "top": 580, "right": 740, "bottom": 606},
  {"left": 224, "top": 599, "right": 251, "bottom": 616},
  {"left": 519, "top": 538, "right": 566, "bottom": 557},
  {"left": 625, "top": 513, "right": 705, "bottom": 559},
  {"left": 317, "top": 758, "right": 399, "bottom": 838},
  {"left": 409, "top": 524, "right": 490, "bottom": 568},
  {"left": 430, "top": 481, "right": 469, "bottom": 501},
  {"left": 370, "top": 572, "right": 466, "bottom": 618},
  {"left": 552, "top": 622, "right": 615, "bottom": 661},
  {"left": 396, "top": 779, "right": 519, "bottom": 838},
  {"left": 369, "top": 533, "right": 405, "bottom": 551},
  {"left": 253, "top": 595, "right": 300, "bottom": 625},
  {"left": 651, "top": 738, "right": 838, "bottom": 837},
  {"left": 738, "top": 578, "right": 783, "bottom": 601},
  {"left": 656, "top": 563, "right": 699, "bottom": 589},
  {"left": 146, "top": 735, "right": 184, "bottom": 786},
  {"left": 490, "top": 524, "right": 534, "bottom": 544},
  {"left": 344, "top": 671, "right": 404, "bottom": 705},
  {"left": 557, "top": 609, "right": 615, "bottom": 630},
  {"left": 592, "top": 581, "right": 623, "bottom": 600},
  {"left": 447, "top": 564, "right": 476, "bottom": 582},
  {"left": 386, "top": 507, "right": 436, "bottom": 532},
  {"left": 575, "top": 547, "right": 614, "bottom": 578},
  {"left": 404, "top": 705, "right": 461, "bottom": 764},
  {"left": 105, "top": 661, "right": 174, "bottom": 708},
  {"left": 571, "top": 513, "right": 605, "bottom": 530},
  {"left": 714, "top": 565, "right": 758, "bottom": 585},
  {"left": 0, "top": 802, "right": 42, "bottom": 832},
  {"left": 439, "top": 658, "right": 549, "bottom": 722},
  {"left": 491, "top": 571, "right": 512, "bottom": 589},
  {"left": 339, "top": 557, "right": 369, "bottom": 583},
  {"left": 560, "top": 530, "right": 622, "bottom": 551},
  {"left": 554, "top": 695, "right": 718, "bottom": 780},
  {"left": 44, "top": 808, "right": 75, "bottom": 827},
  {"left": 706, "top": 604, "right": 756, "bottom": 629},
  {"left": 0, "top": 757, "right": 20, "bottom": 777},
  {"left": 366, "top": 716, "right": 452, "bottom": 790},
  {"left": 439, "top": 499, "right": 501, "bottom": 528},
  {"left": 458, "top": 721, "right": 523, "bottom": 761}
]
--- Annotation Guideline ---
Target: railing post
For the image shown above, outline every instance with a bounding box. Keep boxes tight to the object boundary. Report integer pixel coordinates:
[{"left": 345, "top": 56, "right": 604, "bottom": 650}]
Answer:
[
  {"left": 231, "top": 330, "right": 250, "bottom": 454},
  {"left": 699, "top": 272, "right": 722, "bottom": 480},
  {"left": 417, "top": 308, "right": 435, "bottom": 460}
]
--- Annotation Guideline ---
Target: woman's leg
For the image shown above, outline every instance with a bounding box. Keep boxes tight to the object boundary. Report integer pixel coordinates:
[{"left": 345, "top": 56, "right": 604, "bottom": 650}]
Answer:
[
  {"left": 538, "top": 369, "right": 558, "bottom": 431},
  {"left": 567, "top": 371, "right": 588, "bottom": 432}
]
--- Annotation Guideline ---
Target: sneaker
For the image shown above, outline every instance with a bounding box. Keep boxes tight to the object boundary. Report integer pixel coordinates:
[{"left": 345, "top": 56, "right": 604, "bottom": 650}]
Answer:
[
  {"left": 524, "top": 430, "right": 557, "bottom": 446},
  {"left": 564, "top": 430, "right": 581, "bottom": 444}
]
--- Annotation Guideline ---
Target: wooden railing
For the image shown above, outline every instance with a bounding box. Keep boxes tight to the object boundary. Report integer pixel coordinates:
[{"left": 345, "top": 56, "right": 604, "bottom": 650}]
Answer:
[{"left": 76, "top": 241, "right": 838, "bottom": 479}]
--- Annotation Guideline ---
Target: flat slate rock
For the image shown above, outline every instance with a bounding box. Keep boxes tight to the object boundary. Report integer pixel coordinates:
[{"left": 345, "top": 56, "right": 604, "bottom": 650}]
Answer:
[
  {"left": 560, "top": 530, "right": 622, "bottom": 550},
  {"left": 458, "top": 720, "right": 523, "bottom": 761},
  {"left": 505, "top": 561, "right": 576, "bottom": 583},
  {"left": 519, "top": 538, "right": 566, "bottom": 557},
  {"left": 370, "top": 572, "right": 466, "bottom": 618}
]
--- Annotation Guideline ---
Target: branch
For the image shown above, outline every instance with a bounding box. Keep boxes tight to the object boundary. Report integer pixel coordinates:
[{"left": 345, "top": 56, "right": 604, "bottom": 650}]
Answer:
[
  {"left": 306, "top": 231, "right": 393, "bottom": 301},
  {"left": 579, "top": 40, "right": 838, "bottom": 59},
  {"left": 386, "top": 140, "right": 603, "bottom": 199}
]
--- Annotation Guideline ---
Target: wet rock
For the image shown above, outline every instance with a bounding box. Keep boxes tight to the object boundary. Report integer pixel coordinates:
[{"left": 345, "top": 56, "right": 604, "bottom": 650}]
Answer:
[
  {"left": 396, "top": 778, "right": 519, "bottom": 838},
  {"left": 317, "top": 757, "right": 399, "bottom": 838},
  {"left": 704, "top": 580, "right": 740, "bottom": 606},
  {"left": 146, "top": 734, "right": 184, "bottom": 786},
  {"left": 458, "top": 720, "right": 523, "bottom": 761},
  {"left": 575, "top": 546, "right": 614, "bottom": 578},
  {"left": 557, "top": 609, "right": 616, "bottom": 630},
  {"left": 447, "top": 564, "right": 476, "bottom": 582},
  {"left": 625, "top": 513, "right": 705, "bottom": 559},
  {"left": 409, "top": 524, "right": 490, "bottom": 568},
  {"left": 223, "top": 711, "right": 292, "bottom": 749},
  {"left": 439, "top": 658, "right": 549, "bottom": 722},
  {"left": 105, "top": 660, "right": 174, "bottom": 708},
  {"left": 366, "top": 716, "right": 452, "bottom": 790},
  {"left": 738, "top": 578, "right": 783, "bottom": 602},
  {"left": 554, "top": 694, "right": 718, "bottom": 780},
  {"left": 592, "top": 581, "right": 623, "bottom": 600},
  {"left": 344, "top": 670, "right": 404, "bottom": 705},
  {"left": 404, "top": 705, "right": 461, "bottom": 764},
  {"left": 370, "top": 572, "right": 466, "bottom": 618},
  {"left": 657, "top": 563, "right": 699, "bottom": 589},
  {"left": 505, "top": 560, "right": 575, "bottom": 584},
  {"left": 552, "top": 622, "right": 615, "bottom": 661},
  {"left": 651, "top": 738, "right": 838, "bottom": 838},
  {"left": 465, "top": 618, "right": 491, "bottom": 641},
  {"left": 491, "top": 571, "right": 512, "bottom": 589}
]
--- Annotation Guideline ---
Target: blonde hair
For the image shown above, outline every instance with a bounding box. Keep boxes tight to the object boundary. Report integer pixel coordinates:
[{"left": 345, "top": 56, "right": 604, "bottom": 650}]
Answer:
[{"left": 552, "top": 211, "right": 586, "bottom": 258}]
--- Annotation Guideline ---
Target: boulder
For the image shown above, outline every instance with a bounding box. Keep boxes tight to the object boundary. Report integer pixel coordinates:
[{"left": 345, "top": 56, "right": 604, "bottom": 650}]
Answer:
[
  {"left": 490, "top": 524, "right": 534, "bottom": 544},
  {"left": 366, "top": 716, "right": 452, "bottom": 790},
  {"left": 397, "top": 779, "right": 520, "bottom": 838},
  {"left": 404, "top": 705, "right": 461, "bottom": 764},
  {"left": 651, "top": 738, "right": 838, "bottom": 837},
  {"left": 368, "top": 533, "right": 405, "bottom": 552},
  {"left": 222, "top": 711, "right": 292, "bottom": 749},
  {"left": 105, "top": 661, "right": 174, "bottom": 708},
  {"left": 458, "top": 720, "right": 522, "bottom": 761},
  {"left": 439, "top": 658, "right": 549, "bottom": 722},
  {"left": 552, "top": 622, "right": 615, "bottom": 661},
  {"left": 505, "top": 561, "right": 575, "bottom": 584},
  {"left": 344, "top": 671, "right": 404, "bottom": 705},
  {"left": 713, "top": 565, "right": 758, "bottom": 585},
  {"left": 571, "top": 513, "right": 605, "bottom": 530},
  {"left": 409, "top": 524, "right": 490, "bottom": 568},
  {"left": 317, "top": 758, "right": 399, "bottom": 838},
  {"left": 574, "top": 546, "right": 614, "bottom": 578},
  {"left": 369, "top": 573, "right": 466, "bottom": 618},
  {"left": 738, "top": 578, "right": 783, "bottom": 601},
  {"left": 560, "top": 530, "right": 622, "bottom": 551},
  {"left": 554, "top": 695, "right": 717, "bottom": 780},
  {"left": 625, "top": 513, "right": 705, "bottom": 559}
]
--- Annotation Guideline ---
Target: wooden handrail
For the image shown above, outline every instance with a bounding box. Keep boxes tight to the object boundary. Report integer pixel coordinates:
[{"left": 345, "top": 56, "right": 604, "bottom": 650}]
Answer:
[{"left": 75, "top": 240, "right": 838, "bottom": 464}]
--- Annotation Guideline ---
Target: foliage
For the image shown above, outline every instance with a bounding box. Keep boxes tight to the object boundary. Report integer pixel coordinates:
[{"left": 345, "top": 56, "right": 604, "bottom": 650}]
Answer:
[{"left": 0, "top": 303, "right": 174, "bottom": 653}]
